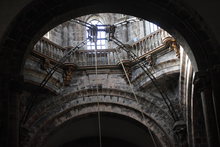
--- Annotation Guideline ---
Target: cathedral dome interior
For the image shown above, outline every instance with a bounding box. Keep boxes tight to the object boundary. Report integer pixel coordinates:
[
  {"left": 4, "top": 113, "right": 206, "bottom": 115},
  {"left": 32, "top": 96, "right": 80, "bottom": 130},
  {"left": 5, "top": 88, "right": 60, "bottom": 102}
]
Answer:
[
  {"left": 21, "top": 13, "right": 182, "bottom": 147},
  {"left": 0, "top": 1, "right": 220, "bottom": 147}
]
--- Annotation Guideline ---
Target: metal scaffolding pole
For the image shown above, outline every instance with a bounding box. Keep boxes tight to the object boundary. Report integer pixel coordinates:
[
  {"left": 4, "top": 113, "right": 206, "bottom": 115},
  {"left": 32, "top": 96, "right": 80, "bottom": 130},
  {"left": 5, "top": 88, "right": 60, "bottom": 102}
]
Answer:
[
  {"left": 21, "top": 39, "right": 88, "bottom": 124},
  {"left": 111, "top": 37, "right": 179, "bottom": 122}
]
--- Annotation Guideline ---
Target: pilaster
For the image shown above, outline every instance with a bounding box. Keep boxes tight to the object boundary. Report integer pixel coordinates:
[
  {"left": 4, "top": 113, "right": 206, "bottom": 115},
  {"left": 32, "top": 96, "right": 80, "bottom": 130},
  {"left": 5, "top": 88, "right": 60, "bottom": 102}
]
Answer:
[
  {"left": 194, "top": 66, "right": 220, "bottom": 147},
  {"left": 0, "top": 73, "right": 24, "bottom": 147}
]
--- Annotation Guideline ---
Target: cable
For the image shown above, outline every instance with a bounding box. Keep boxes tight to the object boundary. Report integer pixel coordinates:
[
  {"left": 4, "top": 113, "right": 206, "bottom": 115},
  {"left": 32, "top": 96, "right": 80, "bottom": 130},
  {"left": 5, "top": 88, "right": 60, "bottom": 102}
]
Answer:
[
  {"left": 21, "top": 39, "right": 89, "bottom": 124},
  {"left": 115, "top": 49, "right": 158, "bottom": 147},
  {"left": 111, "top": 37, "right": 179, "bottom": 121},
  {"left": 94, "top": 41, "right": 102, "bottom": 147}
]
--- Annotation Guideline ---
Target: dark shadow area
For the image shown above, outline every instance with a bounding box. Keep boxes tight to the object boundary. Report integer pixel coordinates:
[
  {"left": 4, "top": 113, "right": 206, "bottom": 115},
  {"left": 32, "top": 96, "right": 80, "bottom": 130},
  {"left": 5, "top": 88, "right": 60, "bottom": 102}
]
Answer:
[{"left": 62, "top": 136, "right": 140, "bottom": 147}]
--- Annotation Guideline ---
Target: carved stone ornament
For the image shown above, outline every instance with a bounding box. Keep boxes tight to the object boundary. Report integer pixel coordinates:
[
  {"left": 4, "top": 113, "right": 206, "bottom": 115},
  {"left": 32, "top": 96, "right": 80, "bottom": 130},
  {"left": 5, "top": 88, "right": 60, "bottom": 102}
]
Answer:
[
  {"left": 63, "top": 64, "right": 76, "bottom": 86},
  {"left": 163, "top": 37, "right": 180, "bottom": 58},
  {"left": 170, "top": 39, "right": 180, "bottom": 58}
]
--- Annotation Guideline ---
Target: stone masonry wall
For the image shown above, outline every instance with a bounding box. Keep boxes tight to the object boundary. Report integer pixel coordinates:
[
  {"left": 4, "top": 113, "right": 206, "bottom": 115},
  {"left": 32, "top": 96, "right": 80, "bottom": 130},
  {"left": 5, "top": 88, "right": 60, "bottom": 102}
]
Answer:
[{"left": 43, "top": 13, "right": 160, "bottom": 49}]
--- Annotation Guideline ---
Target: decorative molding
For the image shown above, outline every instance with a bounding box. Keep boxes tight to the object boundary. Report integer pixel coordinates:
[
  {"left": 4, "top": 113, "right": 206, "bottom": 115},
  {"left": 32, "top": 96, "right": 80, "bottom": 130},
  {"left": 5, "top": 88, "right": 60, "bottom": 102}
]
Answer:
[
  {"left": 169, "top": 39, "right": 180, "bottom": 58},
  {"left": 163, "top": 37, "right": 180, "bottom": 58}
]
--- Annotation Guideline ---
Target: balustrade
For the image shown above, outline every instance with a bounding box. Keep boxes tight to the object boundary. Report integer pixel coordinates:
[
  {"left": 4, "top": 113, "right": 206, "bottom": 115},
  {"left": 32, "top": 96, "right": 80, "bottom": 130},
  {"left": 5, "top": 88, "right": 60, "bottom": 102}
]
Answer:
[
  {"left": 131, "top": 29, "right": 171, "bottom": 57},
  {"left": 67, "top": 49, "right": 118, "bottom": 66},
  {"left": 34, "top": 37, "right": 65, "bottom": 61},
  {"left": 33, "top": 29, "right": 171, "bottom": 67}
]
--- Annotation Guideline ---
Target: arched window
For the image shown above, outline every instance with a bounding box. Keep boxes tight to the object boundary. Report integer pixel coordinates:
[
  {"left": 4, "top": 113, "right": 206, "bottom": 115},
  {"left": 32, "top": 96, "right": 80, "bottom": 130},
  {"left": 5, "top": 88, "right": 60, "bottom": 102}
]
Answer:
[{"left": 87, "top": 19, "right": 106, "bottom": 49}]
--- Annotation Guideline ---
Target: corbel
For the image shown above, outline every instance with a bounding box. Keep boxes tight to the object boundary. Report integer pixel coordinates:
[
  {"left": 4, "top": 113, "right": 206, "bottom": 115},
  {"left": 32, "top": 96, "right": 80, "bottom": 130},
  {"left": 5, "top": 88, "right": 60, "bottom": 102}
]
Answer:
[{"left": 63, "top": 64, "right": 77, "bottom": 86}]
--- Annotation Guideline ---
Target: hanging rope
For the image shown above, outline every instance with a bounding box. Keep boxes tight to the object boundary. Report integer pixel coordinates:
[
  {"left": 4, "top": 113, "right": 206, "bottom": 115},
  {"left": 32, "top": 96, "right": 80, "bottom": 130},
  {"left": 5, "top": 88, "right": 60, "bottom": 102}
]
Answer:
[
  {"left": 94, "top": 41, "right": 102, "bottom": 147},
  {"left": 114, "top": 49, "right": 158, "bottom": 147},
  {"left": 70, "top": 19, "right": 104, "bottom": 146},
  {"left": 111, "top": 37, "right": 179, "bottom": 121}
]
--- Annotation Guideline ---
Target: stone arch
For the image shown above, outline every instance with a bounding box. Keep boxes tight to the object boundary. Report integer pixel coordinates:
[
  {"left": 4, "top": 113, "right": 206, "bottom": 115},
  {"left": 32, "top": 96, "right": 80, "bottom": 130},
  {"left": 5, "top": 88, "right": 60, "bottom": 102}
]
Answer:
[
  {"left": 1, "top": 0, "right": 219, "bottom": 146},
  {"left": 23, "top": 65, "right": 63, "bottom": 94},
  {"left": 86, "top": 14, "right": 105, "bottom": 24},
  {"left": 26, "top": 89, "right": 173, "bottom": 127},
  {"left": 21, "top": 89, "right": 176, "bottom": 146},
  {"left": 132, "top": 58, "right": 180, "bottom": 89},
  {"left": 27, "top": 103, "right": 174, "bottom": 147}
]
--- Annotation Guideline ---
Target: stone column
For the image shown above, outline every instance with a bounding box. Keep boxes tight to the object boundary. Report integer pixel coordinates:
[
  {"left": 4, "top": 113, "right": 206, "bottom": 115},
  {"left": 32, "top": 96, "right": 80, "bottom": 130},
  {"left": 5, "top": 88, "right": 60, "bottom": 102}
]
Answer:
[
  {"left": 194, "top": 68, "right": 220, "bottom": 147},
  {"left": 0, "top": 73, "right": 23, "bottom": 147},
  {"left": 210, "top": 65, "right": 220, "bottom": 145},
  {"left": 191, "top": 86, "right": 208, "bottom": 147}
]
